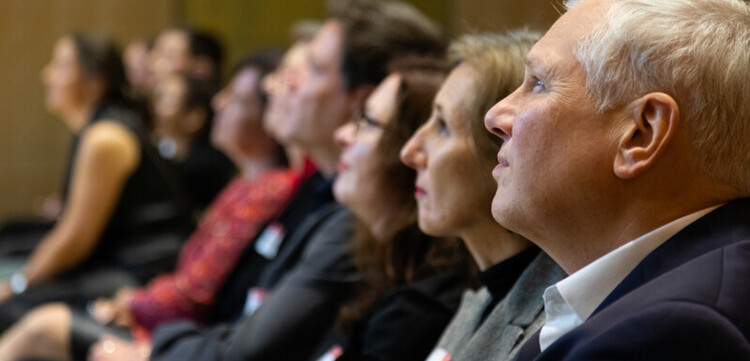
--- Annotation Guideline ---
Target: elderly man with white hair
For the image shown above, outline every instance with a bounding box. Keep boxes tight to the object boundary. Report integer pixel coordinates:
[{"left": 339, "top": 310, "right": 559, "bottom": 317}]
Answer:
[{"left": 484, "top": 0, "right": 750, "bottom": 360}]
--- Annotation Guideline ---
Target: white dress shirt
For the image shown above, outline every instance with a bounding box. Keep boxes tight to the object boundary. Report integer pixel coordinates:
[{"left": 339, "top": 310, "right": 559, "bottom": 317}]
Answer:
[{"left": 539, "top": 205, "right": 722, "bottom": 351}]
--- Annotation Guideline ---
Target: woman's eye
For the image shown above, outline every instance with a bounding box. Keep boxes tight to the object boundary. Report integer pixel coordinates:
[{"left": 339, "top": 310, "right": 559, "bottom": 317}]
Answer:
[{"left": 436, "top": 117, "right": 449, "bottom": 135}]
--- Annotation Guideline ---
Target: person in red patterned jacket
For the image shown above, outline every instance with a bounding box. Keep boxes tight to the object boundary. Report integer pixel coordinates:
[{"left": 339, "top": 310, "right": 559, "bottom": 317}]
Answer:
[{"left": 0, "top": 49, "right": 308, "bottom": 361}]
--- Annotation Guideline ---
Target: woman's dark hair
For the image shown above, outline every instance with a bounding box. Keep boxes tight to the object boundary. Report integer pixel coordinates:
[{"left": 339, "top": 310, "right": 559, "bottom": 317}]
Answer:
[
  {"left": 69, "top": 33, "right": 130, "bottom": 107},
  {"left": 327, "top": 0, "right": 447, "bottom": 91},
  {"left": 337, "top": 56, "right": 476, "bottom": 331},
  {"left": 179, "top": 74, "right": 219, "bottom": 145},
  {"left": 178, "top": 26, "right": 224, "bottom": 83}
]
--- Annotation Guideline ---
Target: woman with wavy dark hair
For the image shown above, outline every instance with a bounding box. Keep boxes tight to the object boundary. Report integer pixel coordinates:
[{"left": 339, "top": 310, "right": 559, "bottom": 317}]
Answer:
[
  {"left": 0, "top": 33, "right": 193, "bottom": 332},
  {"left": 311, "top": 58, "right": 476, "bottom": 361}
]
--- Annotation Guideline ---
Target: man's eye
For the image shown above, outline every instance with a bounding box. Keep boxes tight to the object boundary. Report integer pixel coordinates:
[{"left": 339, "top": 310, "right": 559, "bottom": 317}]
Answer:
[{"left": 532, "top": 78, "right": 545, "bottom": 92}]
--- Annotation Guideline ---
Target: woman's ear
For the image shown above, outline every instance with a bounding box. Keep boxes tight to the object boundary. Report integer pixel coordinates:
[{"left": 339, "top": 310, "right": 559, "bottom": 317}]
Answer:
[
  {"left": 613, "top": 92, "right": 680, "bottom": 179},
  {"left": 88, "top": 75, "right": 108, "bottom": 103},
  {"left": 182, "top": 107, "right": 208, "bottom": 136},
  {"left": 191, "top": 56, "right": 215, "bottom": 79}
]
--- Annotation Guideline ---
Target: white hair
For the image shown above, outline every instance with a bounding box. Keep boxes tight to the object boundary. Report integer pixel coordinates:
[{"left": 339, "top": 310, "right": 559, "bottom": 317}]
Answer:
[{"left": 564, "top": 0, "right": 750, "bottom": 194}]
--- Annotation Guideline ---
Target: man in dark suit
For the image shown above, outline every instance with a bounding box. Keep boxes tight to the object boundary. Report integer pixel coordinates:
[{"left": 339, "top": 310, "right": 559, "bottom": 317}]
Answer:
[{"left": 483, "top": 0, "right": 750, "bottom": 360}]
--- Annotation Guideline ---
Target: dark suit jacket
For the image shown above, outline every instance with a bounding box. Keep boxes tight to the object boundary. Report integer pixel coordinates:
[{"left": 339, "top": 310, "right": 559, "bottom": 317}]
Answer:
[
  {"left": 514, "top": 198, "right": 750, "bottom": 361},
  {"left": 150, "top": 181, "right": 358, "bottom": 361},
  {"left": 212, "top": 171, "right": 336, "bottom": 322}
]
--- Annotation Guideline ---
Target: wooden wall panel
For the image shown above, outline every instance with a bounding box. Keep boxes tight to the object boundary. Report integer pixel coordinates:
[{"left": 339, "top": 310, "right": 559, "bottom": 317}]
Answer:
[
  {"left": 181, "top": 0, "right": 451, "bottom": 71},
  {"left": 453, "top": 0, "right": 561, "bottom": 34}
]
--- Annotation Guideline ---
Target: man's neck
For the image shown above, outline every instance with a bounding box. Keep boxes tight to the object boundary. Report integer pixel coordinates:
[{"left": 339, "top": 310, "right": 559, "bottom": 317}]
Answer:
[
  {"left": 545, "top": 194, "right": 733, "bottom": 274},
  {"left": 308, "top": 142, "right": 340, "bottom": 179}
]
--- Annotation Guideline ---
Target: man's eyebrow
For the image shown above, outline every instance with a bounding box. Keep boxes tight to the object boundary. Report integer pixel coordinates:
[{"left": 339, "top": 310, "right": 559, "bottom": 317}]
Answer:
[
  {"left": 524, "top": 55, "right": 540, "bottom": 70},
  {"left": 434, "top": 103, "right": 444, "bottom": 116}
]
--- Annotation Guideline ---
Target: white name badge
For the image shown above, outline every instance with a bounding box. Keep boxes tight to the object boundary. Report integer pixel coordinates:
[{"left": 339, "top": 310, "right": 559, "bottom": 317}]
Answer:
[
  {"left": 255, "top": 222, "right": 285, "bottom": 259},
  {"left": 315, "top": 345, "right": 343, "bottom": 361},
  {"left": 243, "top": 287, "right": 270, "bottom": 316},
  {"left": 425, "top": 348, "right": 452, "bottom": 361}
]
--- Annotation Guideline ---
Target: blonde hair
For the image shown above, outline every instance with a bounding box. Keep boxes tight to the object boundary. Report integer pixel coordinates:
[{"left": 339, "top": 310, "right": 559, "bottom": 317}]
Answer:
[
  {"left": 448, "top": 30, "right": 542, "bottom": 170},
  {"left": 565, "top": 0, "right": 750, "bottom": 194}
]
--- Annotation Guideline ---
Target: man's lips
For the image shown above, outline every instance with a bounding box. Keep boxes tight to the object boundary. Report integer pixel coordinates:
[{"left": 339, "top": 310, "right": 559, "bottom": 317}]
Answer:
[{"left": 496, "top": 152, "right": 509, "bottom": 168}]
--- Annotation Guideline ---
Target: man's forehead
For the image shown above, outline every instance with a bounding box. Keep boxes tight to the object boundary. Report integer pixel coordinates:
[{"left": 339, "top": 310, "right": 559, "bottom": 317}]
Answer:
[
  {"left": 526, "top": 0, "right": 608, "bottom": 69},
  {"left": 310, "top": 21, "right": 343, "bottom": 62}
]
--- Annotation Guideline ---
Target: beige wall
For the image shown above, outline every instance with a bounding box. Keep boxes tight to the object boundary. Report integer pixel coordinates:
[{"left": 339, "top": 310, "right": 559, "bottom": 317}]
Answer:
[{"left": 0, "top": 0, "right": 559, "bottom": 221}]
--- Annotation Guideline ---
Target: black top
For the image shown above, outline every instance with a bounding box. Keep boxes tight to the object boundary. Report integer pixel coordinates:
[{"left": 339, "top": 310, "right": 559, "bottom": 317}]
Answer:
[
  {"left": 175, "top": 140, "right": 235, "bottom": 210},
  {"left": 477, "top": 246, "right": 540, "bottom": 327},
  {"left": 61, "top": 104, "right": 195, "bottom": 282},
  {"left": 335, "top": 270, "right": 471, "bottom": 361}
]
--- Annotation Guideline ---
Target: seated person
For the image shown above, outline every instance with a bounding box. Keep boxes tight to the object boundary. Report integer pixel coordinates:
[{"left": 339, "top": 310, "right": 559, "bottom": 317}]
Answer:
[
  {"left": 151, "top": 72, "right": 235, "bottom": 209},
  {"left": 401, "top": 31, "right": 565, "bottom": 361},
  {"left": 484, "top": 0, "right": 750, "bottom": 360},
  {"left": 313, "top": 58, "right": 477, "bottom": 361},
  {"left": 0, "top": 33, "right": 194, "bottom": 332},
  {"left": 0, "top": 51, "right": 300, "bottom": 361},
  {"left": 149, "top": 26, "right": 223, "bottom": 90},
  {"left": 84, "top": 2, "right": 448, "bottom": 361}
]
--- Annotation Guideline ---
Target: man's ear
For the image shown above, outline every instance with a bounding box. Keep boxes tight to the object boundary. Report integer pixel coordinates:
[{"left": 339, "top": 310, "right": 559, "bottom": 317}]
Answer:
[{"left": 613, "top": 92, "right": 680, "bottom": 179}]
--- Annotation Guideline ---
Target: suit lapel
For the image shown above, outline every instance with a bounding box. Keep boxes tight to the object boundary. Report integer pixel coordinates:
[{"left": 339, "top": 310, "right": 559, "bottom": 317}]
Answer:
[
  {"left": 457, "top": 253, "right": 564, "bottom": 361},
  {"left": 512, "top": 330, "right": 541, "bottom": 361},
  {"left": 593, "top": 197, "right": 750, "bottom": 315}
]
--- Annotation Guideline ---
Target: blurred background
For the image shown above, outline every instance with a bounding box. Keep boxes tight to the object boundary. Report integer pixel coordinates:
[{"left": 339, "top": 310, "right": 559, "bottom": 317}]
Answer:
[{"left": 0, "top": 0, "right": 560, "bottom": 220}]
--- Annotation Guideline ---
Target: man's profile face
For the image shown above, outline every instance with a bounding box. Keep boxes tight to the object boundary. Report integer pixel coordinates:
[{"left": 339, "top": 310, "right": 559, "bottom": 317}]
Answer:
[
  {"left": 484, "top": 0, "right": 623, "bottom": 240},
  {"left": 278, "top": 20, "right": 354, "bottom": 152}
]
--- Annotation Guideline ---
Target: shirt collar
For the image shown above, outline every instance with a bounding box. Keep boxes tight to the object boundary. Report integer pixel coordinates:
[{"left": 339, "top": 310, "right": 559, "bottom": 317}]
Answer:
[
  {"left": 555, "top": 204, "right": 722, "bottom": 321},
  {"left": 539, "top": 204, "right": 723, "bottom": 351}
]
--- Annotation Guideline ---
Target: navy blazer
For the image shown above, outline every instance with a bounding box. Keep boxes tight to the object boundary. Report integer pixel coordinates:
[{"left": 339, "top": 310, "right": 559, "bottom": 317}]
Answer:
[{"left": 514, "top": 198, "right": 750, "bottom": 361}]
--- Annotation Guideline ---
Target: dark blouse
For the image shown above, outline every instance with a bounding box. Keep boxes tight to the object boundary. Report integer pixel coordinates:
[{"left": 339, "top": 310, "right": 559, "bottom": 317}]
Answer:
[
  {"left": 331, "top": 270, "right": 471, "bottom": 361},
  {"left": 61, "top": 104, "right": 195, "bottom": 282},
  {"left": 174, "top": 140, "right": 235, "bottom": 210},
  {"left": 476, "top": 246, "right": 541, "bottom": 327}
]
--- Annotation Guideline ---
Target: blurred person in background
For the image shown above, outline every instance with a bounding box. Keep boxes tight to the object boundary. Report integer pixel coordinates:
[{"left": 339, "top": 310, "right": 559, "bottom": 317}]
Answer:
[
  {"left": 151, "top": 72, "right": 235, "bottom": 210},
  {"left": 0, "top": 33, "right": 194, "bottom": 333},
  {"left": 0, "top": 50, "right": 300, "bottom": 361},
  {"left": 262, "top": 20, "right": 323, "bottom": 170},
  {"left": 86, "top": 1, "right": 448, "bottom": 361},
  {"left": 149, "top": 26, "right": 224, "bottom": 90},
  {"left": 312, "top": 58, "right": 476, "bottom": 361},
  {"left": 123, "top": 39, "right": 152, "bottom": 100},
  {"left": 400, "top": 31, "right": 565, "bottom": 361}
]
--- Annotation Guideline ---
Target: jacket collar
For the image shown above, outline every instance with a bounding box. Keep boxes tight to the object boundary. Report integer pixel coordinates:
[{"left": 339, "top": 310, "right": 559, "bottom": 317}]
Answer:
[{"left": 594, "top": 197, "right": 750, "bottom": 315}]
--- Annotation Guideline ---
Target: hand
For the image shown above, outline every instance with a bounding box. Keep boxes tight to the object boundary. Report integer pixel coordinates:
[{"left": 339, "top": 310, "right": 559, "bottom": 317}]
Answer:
[
  {"left": 88, "top": 336, "right": 151, "bottom": 361},
  {"left": 89, "top": 287, "right": 135, "bottom": 326},
  {"left": 0, "top": 281, "right": 12, "bottom": 304}
]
